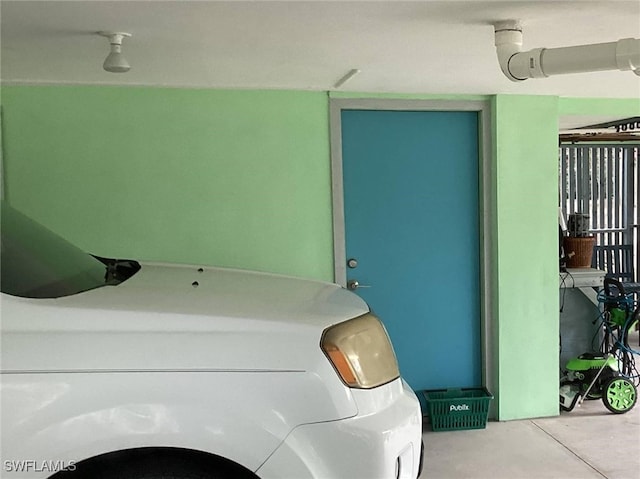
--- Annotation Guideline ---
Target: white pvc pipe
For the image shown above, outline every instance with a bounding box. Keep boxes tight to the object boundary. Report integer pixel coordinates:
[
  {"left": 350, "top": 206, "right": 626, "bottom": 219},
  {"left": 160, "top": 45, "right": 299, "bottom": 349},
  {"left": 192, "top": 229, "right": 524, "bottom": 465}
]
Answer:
[
  {"left": 494, "top": 27, "right": 524, "bottom": 81},
  {"left": 542, "top": 42, "right": 619, "bottom": 75},
  {"left": 495, "top": 23, "right": 640, "bottom": 81}
]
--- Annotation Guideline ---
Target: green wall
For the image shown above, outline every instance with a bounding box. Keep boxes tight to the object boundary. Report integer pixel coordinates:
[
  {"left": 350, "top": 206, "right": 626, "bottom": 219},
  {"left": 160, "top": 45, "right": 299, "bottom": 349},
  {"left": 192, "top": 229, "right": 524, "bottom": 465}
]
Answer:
[
  {"left": 492, "top": 95, "right": 560, "bottom": 420},
  {"left": 1, "top": 85, "right": 636, "bottom": 420},
  {"left": 489, "top": 94, "right": 640, "bottom": 420},
  {"left": 559, "top": 97, "right": 640, "bottom": 117},
  {"left": 1, "top": 86, "right": 334, "bottom": 281}
]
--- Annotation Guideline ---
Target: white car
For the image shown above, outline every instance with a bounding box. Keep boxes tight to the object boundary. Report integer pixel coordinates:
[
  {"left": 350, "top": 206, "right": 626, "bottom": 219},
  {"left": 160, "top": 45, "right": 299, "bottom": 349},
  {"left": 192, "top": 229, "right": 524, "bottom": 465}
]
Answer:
[{"left": 0, "top": 201, "right": 423, "bottom": 479}]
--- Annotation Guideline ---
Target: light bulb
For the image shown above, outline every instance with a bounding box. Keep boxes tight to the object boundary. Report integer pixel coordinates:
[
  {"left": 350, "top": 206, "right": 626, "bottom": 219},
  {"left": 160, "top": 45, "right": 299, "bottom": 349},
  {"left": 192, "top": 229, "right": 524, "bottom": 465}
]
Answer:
[
  {"left": 103, "top": 44, "right": 130, "bottom": 73},
  {"left": 98, "top": 32, "right": 132, "bottom": 73}
]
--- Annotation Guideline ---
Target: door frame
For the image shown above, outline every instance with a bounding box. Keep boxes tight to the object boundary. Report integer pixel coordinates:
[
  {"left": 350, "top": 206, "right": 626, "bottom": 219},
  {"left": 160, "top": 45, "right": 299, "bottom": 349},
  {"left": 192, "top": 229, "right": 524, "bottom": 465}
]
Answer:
[{"left": 329, "top": 98, "right": 495, "bottom": 395}]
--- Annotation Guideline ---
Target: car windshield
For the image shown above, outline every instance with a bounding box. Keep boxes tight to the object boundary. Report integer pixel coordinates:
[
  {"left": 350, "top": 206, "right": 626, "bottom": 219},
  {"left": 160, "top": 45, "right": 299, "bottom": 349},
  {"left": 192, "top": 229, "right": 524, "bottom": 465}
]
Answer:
[{"left": 1, "top": 201, "right": 139, "bottom": 298}]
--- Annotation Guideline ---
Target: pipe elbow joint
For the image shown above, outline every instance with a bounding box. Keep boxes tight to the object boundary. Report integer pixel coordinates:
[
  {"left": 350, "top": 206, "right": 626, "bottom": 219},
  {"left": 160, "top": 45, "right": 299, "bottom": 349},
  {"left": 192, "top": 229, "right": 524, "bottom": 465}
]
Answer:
[
  {"left": 496, "top": 50, "right": 524, "bottom": 82},
  {"left": 509, "top": 48, "right": 547, "bottom": 80},
  {"left": 494, "top": 26, "right": 526, "bottom": 82}
]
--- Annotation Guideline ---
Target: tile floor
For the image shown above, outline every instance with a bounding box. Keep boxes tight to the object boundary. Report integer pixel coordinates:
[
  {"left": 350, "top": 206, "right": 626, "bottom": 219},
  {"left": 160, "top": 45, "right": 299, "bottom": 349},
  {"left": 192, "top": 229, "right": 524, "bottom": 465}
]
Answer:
[
  {"left": 421, "top": 400, "right": 639, "bottom": 479},
  {"left": 420, "top": 331, "right": 640, "bottom": 479}
]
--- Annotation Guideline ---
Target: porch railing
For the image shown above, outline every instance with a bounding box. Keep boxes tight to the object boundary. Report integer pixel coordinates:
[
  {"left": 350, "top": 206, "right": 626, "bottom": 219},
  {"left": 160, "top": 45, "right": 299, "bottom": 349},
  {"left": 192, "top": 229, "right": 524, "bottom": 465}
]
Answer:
[{"left": 559, "top": 144, "right": 639, "bottom": 282}]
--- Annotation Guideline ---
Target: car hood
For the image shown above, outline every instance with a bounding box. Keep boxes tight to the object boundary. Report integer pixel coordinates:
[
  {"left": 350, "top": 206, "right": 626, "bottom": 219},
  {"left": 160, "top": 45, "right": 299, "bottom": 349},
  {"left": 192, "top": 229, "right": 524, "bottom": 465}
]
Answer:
[
  {"left": 75, "top": 261, "right": 368, "bottom": 327},
  {"left": 1, "top": 262, "right": 370, "bottom": 372}
]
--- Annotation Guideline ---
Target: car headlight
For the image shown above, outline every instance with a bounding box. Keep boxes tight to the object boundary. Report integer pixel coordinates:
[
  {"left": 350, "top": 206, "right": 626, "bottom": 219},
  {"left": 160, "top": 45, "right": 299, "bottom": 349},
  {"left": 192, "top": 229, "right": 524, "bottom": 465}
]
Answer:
[{"left": 321, "top": 313, "right": 400, "bottom": 389}]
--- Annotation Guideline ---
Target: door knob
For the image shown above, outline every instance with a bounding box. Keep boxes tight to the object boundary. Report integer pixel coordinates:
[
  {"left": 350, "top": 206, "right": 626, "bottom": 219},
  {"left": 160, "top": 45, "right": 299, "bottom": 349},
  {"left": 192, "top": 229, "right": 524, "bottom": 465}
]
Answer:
[{"left": 347, "top": 279, "right": 371, "bottom": 291}]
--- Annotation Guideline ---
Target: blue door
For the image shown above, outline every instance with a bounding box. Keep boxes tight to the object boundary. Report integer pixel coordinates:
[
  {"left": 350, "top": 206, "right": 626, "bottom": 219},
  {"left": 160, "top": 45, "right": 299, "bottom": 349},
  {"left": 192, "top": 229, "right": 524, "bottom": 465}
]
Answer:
[{"left": 340, "top": 109, "right": 480, "bottom": 391}]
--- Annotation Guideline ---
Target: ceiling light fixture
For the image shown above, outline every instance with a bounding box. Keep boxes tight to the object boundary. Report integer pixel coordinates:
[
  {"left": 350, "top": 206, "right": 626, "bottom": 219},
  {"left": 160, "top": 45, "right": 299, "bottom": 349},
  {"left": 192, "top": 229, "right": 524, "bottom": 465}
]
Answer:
[
  {"left": 98, "top": 31, "right": 132, "bottom": 73},
  {"left": 494, "top": 20, "right": 640, "bottom": 81}
]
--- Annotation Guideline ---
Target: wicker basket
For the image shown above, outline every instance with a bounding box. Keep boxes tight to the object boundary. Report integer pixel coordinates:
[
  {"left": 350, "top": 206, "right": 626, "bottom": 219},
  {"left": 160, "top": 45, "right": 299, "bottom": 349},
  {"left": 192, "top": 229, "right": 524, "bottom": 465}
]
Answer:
[{"left": 563, "top": 236, "right": 596, "bottom": 268}]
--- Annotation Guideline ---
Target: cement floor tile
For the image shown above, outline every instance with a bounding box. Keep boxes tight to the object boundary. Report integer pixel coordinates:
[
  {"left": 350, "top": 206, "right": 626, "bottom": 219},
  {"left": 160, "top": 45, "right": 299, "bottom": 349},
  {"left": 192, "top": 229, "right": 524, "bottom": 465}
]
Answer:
[
  {"left": 532, "top": 400, "right": 640, "bottom": 479},
  {"left": 420, "top": 419, "right": 604, "bottom": 479}
]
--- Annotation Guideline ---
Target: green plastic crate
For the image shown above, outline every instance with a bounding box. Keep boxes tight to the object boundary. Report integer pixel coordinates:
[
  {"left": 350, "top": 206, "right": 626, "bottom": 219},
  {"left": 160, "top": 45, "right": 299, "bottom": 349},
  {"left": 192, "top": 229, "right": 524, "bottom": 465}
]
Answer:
[{"left": 422, "top": 388, "right": 493, "bottom": 432}]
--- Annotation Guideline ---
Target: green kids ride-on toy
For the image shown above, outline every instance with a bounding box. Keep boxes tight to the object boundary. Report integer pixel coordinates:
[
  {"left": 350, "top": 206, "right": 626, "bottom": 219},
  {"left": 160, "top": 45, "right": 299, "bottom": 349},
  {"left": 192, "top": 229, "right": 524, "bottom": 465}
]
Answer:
[{"left": 560, "top": 279, "right": 639, "bottom": 414}]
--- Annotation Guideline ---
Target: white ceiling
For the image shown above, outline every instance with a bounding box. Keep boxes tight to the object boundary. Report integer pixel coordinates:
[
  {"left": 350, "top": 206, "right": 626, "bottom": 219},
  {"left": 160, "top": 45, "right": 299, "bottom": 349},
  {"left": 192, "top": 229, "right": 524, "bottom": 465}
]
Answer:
[{"left": 1, "top": 0, "right": 640, "bottom": 99}]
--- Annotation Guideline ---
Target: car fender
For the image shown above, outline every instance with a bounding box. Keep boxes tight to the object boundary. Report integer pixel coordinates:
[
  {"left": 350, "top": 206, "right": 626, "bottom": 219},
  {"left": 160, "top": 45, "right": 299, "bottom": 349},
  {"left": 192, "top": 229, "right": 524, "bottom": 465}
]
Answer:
[{"left": 1, "top": 369, "right": 357, "bottom": 477}]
